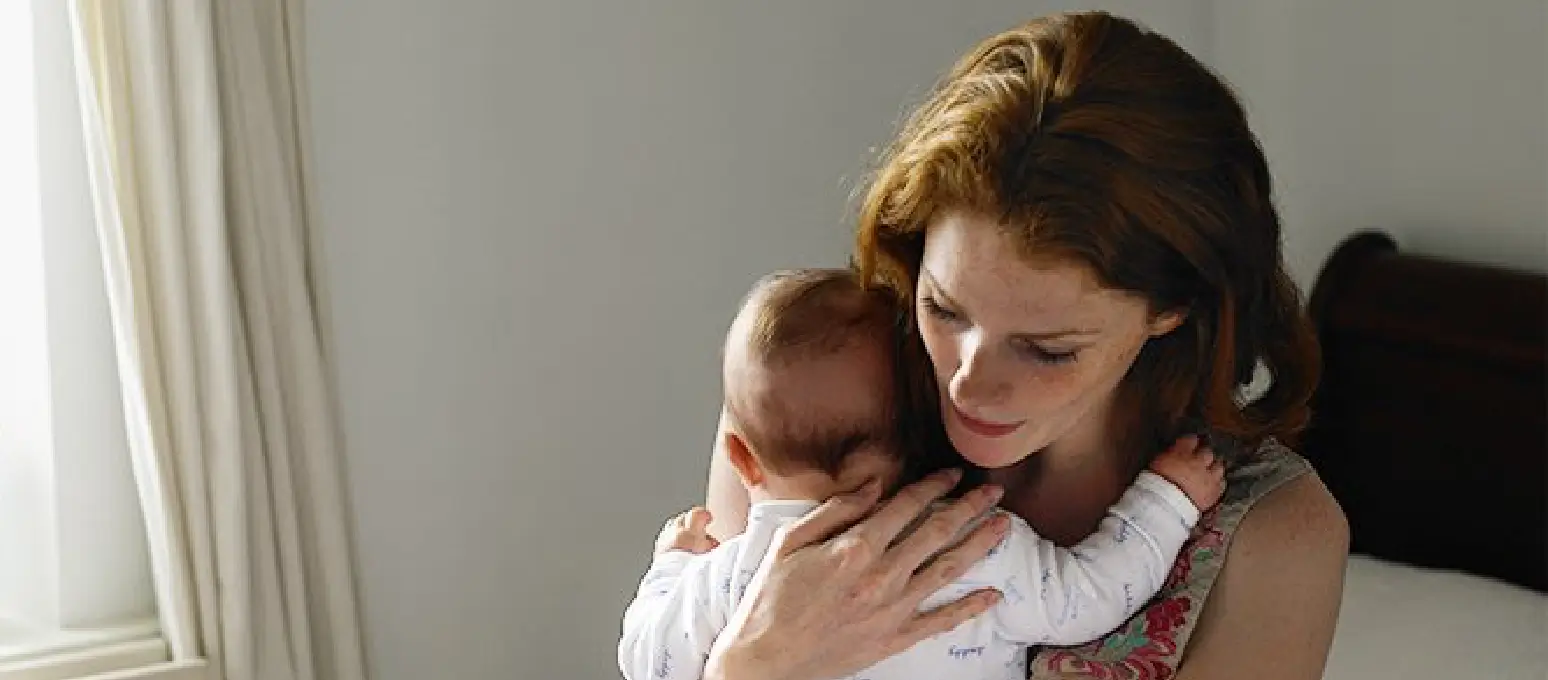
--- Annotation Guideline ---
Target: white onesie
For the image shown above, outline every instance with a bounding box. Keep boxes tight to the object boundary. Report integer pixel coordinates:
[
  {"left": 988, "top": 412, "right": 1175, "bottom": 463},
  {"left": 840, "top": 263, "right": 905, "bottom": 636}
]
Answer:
[{"left": 618, "top": 471, "right": 1199, "bottom": 680}]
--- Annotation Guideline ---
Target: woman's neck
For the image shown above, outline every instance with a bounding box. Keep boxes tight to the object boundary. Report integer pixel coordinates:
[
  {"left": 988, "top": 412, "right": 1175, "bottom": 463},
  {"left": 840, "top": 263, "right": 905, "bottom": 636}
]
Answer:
[{"left": 986, "top": 393, "right": 1146, "bottom": 546}]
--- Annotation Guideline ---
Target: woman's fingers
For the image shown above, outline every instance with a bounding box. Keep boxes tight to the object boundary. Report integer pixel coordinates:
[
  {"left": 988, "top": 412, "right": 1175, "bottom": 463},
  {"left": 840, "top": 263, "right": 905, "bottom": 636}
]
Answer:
[
  {"left": 890, "top": 518, "right": 1007, "bottom": 653},
  {"left": 900, "top": 511, "right": 1009, "bottom": 604},
  {"left": 839, "top": 469, "right": 962, "bottom": 556},
  {"left": 776, "top": 477, "right": 883, "bottom": 558},
  {"left": 891, "top": 588, "right": 1002, "bottom": 655},
  {"left": 885, "top": 482, "right": 1003, "bottom": 575}
]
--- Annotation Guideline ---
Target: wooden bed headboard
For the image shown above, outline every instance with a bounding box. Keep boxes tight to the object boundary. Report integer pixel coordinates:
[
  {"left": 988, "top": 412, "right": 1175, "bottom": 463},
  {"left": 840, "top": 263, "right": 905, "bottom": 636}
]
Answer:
[{"left": 1303, "top": 231, "right": 1547, "bottom": 592}]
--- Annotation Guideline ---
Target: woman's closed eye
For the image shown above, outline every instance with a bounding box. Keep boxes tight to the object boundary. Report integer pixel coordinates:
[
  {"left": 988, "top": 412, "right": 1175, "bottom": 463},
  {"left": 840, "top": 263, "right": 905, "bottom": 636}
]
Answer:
[
  {"left": 922, "top": 294, "right": 1080, "bottom": 365},
  {"left": 920, "top": 295, "right": 961, "bottom": 323},
  {"left": 1013, "top": 339, "right": 1079, "bottom": 365}
]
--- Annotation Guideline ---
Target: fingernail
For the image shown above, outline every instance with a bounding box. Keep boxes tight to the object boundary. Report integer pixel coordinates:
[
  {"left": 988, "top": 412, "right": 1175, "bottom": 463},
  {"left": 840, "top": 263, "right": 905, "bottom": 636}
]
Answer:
[
  {"left": 980, "top": 484, "right": 1004, "bottom": 504},
  {"left": 992, "top": 514, "right": 1011, "bottom": 533},
  {"left": 941, "top": 468, "right": 963, "bottom": 483}
]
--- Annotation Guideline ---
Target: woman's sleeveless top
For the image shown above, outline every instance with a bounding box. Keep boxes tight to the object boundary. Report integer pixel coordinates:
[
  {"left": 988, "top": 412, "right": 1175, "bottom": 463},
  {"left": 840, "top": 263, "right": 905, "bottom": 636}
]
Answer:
[{"left": 1028, "top": 438, "right": 1312, "bottom": 679}]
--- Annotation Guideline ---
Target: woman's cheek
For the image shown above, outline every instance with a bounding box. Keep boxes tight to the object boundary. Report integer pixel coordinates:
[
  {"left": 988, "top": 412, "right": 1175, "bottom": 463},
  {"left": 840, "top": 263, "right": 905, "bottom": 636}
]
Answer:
[
  {"left": 1018, "top": 364, "right": 1089, "bottom": 423},
  {"left": 917, "top": 320, "right": 957, "bottom": 377},
  {"left": 1014, "top": 369, "right": 1063, "bottom": 423}
]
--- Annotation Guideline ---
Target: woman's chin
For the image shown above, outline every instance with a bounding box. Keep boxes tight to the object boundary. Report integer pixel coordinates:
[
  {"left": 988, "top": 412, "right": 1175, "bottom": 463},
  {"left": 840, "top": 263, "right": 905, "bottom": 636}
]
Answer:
[{"left": 948, "top": 427, "right": 1033, "bottom": 469}]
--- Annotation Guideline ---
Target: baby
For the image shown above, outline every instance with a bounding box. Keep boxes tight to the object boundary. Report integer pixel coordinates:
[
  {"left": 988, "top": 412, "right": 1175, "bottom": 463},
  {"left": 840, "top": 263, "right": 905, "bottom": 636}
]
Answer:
[{"left": 618, "top": 269, "right": 1224, "bottom": 680}]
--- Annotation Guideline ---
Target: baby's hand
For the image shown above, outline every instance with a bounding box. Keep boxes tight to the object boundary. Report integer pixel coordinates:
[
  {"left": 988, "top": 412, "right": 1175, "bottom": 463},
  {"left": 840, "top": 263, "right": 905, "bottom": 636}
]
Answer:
[
  {"left": 1148, "top": 435, "right": 1225, "bottom": 512},
  {"left": 654, "top": 507, "right": 720, "bottom": 556}
]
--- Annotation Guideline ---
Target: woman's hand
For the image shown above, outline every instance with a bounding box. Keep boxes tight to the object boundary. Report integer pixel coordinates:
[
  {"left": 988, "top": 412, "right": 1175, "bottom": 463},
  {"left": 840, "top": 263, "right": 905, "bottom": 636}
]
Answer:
[{"left": 704, "top": 469, "right": 1011, "bottom": 680}]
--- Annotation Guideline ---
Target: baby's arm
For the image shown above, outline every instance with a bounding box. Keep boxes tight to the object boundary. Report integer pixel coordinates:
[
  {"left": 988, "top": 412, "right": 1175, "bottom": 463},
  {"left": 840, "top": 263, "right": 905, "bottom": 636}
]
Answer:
[
  {"left": 985, "top": 441, "right": 1222, "bottom": 646},
  {"left": 618, "top": 510, "right": 728, "bottom": 680}
]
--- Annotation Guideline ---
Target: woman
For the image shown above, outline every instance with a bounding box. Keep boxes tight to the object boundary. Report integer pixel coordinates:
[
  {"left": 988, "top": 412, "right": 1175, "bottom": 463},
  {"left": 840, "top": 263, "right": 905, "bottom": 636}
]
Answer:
[{"left": 701, "top": 11, "right": 1348, "bottom": 680}]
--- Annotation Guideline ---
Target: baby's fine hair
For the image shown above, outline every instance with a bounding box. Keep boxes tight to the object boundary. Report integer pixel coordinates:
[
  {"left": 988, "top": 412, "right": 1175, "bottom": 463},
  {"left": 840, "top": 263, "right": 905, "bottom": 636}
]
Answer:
[
  {"left": 727, "top": 268, "right": 903, "bottom": 476},
  {"left": 738, "top": 268, "right": 897, "bottom": 365}
]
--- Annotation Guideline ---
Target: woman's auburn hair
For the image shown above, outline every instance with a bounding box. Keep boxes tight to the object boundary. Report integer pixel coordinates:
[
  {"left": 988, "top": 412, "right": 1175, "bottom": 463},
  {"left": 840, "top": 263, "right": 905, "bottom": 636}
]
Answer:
[{"left": 856, "top": 11, "right": 1319, "bottom": 453}]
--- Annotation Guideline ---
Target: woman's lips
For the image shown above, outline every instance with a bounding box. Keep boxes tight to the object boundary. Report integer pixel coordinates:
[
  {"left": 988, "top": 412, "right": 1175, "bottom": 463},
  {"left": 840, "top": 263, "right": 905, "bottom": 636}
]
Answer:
[{"left": 951, "top": 404, "right": 1024, "bottom": 438}]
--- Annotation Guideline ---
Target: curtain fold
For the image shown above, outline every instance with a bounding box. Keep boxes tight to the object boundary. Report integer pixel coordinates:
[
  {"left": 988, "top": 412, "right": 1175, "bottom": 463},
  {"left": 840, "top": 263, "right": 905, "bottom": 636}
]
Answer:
[{"left": 69, "top": 2, "right": 367, "bottom": 679}]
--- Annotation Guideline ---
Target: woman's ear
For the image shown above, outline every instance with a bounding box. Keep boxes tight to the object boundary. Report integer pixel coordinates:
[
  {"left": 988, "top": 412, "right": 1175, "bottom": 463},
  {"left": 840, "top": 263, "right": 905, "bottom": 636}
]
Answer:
[
  {"left": 724, "top": 431, "right": 764, "bottom": 488},
  {"left": 1148, "top": 308, "right": 1188, "bottom": 338}
]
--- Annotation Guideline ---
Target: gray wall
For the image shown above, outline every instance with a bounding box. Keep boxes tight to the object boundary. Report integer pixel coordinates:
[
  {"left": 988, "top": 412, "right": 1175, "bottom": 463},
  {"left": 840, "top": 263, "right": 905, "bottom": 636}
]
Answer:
[
  {"left": 305, "top": 2, "right": 1209, "bottom": 678},
  {"left": 1215, "top": 0, "right": 1547, "bottom": 284}
]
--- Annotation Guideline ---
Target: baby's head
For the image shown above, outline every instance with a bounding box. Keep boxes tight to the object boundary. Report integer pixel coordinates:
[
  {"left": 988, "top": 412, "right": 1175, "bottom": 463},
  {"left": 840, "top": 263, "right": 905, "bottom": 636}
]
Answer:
[{"left": 722, "top": 269, "right": 906, "bottom": 502}]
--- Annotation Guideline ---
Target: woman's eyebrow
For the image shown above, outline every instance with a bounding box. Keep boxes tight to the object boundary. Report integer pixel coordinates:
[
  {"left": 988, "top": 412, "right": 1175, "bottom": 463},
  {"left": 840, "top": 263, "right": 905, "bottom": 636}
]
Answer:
[{"left": 922, "top": 267, "right": 1099, "bottom": 340}]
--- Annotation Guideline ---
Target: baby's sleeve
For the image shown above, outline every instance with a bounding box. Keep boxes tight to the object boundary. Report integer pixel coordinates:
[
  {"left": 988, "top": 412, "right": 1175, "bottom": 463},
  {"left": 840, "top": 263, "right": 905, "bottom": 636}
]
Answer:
[
  {"left": 617, "top": 549, "right": 728, "bottom": 680},
  {"left": 984, "top": 471, "right": 1200, "bottom": 647}
]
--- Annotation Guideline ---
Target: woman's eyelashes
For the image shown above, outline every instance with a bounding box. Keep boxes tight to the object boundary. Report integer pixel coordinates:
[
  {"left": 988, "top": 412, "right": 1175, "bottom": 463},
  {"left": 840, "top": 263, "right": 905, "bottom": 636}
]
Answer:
[
  {"left": 919, "top": 295, "right": 961, "bottom": 323},
  {"left": 1014, "top": 341, "right": 1079, "bottom": 366},
  {"left": 921, "top": 295, "right": 1080, "bottom": 366}
]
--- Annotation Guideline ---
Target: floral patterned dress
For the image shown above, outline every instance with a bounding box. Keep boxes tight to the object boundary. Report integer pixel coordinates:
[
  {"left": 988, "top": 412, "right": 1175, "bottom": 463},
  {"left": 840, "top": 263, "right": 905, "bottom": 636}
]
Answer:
[{"left": 1029, "top": 438, "right": 1311, "bottom": 679}]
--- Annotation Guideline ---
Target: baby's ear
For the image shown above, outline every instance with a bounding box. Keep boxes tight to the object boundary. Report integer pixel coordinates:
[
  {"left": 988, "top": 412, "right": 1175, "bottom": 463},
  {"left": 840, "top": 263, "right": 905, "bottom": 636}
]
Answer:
[{"left": 724, "top": 432, "right": 764, "bottom": 487}]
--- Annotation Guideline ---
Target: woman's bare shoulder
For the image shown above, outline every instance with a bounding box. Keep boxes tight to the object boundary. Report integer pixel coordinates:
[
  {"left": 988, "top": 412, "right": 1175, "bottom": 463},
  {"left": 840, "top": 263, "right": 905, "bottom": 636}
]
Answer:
[
  {"left": 1237, "top": 469, "right": 1349, "bottom": 556},
  {"left": 1178, "top": 471, "right": 1350, "bottom": 679}
]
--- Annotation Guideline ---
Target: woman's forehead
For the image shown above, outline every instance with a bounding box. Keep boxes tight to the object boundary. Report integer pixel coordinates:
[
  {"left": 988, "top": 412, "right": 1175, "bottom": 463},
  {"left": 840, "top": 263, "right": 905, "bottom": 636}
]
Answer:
[{"left": 921, "top": 210, "right": 1144, "bottom": 328}]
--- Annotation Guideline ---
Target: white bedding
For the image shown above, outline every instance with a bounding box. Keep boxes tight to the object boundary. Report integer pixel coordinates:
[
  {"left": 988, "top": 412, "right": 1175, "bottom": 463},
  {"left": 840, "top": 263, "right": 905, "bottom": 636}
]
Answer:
[{"left": 1325, "top": 555, "right": 1548, "bottom": 680}]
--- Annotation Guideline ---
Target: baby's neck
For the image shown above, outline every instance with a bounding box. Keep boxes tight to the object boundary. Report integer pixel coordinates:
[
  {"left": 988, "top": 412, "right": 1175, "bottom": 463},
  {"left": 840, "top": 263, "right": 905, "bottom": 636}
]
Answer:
[
  {"left": 747, "top": 448, "right": 900, "bottom": 506},
  {"left": 748, "top": 471, "right": 842, "bottom": 505}
]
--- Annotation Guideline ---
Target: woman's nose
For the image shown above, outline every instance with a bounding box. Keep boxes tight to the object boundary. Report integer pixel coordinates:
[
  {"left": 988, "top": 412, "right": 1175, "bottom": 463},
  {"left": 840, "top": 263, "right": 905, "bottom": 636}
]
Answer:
[{"left": 949, "top": 338, "right": 1009, "bottom": 409}]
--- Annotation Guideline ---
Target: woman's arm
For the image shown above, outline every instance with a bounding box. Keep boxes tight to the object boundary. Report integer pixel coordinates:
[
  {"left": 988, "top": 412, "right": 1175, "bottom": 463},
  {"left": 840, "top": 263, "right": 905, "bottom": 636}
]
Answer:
[
  {"left": 1174, "top": 472, "right": 1350, "bottom": 680},
  {"left": 704, "top": 407, "right": 751, "bottom": 542}
]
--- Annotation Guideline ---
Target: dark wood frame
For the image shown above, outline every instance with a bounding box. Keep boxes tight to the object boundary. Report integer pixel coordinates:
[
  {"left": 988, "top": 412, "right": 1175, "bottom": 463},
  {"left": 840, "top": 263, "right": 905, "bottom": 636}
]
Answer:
[{"left": 1301, "top": 231, "right": 1547, "bottom": 592}]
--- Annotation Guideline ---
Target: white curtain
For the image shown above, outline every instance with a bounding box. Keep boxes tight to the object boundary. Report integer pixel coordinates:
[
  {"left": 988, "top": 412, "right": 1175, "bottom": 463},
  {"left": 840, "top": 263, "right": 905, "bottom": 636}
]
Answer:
[{"left": 68, "top": 1, "right": 367, "bottom": 679}]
